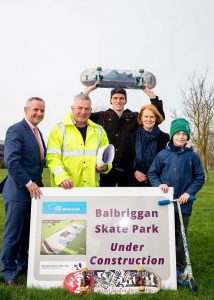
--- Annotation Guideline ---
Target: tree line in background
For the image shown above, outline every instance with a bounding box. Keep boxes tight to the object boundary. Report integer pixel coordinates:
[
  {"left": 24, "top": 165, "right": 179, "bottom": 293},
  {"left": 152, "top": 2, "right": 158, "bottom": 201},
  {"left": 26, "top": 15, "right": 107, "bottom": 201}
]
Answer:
[
  {"left": 0, "top": 72, "right": 214, "bottom": 180},
  {"left": 174, "top": 72, "right": 214, "bottom": 181},
  {"left": 0, "top": 143, "right": 4, "bottom": 168}
]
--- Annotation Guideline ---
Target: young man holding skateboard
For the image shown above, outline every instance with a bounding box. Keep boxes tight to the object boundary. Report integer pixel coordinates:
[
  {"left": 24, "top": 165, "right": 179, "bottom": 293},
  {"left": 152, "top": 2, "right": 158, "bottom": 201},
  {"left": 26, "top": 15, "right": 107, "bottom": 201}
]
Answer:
[{"left": 84, "top": 84, "right": 165, "bottom": 187}]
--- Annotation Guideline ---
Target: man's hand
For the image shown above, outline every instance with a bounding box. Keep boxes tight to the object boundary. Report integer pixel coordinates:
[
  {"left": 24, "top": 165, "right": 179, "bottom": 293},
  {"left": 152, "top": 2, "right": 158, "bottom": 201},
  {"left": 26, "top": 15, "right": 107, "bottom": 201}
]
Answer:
[
  {"left": 134, "top": 170, "right": 148, "bottom": 182},
  {"left": 84, "top": 84, "right": 97, "bottom": 95},
  {"left": 178, "top": 193, "right": 189, "bottom": 204},
  {"left": 27, "top": 182, "right": 42, "bottom": 199},
  {"left": 142, "top": 84, "right": 156, "bottom": 99},
  {"left": 159, "top": 184, "right": 169, "bottom": 193},
  {"left": 60, "top": 179, "right": 73, "bottom": 189},
  {"left": 96, "top": 165, "right": 108, "bottom": 172}
]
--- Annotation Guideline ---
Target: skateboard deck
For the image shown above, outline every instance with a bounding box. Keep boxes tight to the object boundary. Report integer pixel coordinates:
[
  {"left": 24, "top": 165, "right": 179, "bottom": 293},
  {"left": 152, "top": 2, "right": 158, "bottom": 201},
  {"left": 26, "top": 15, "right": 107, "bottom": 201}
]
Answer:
[
  {"left": 63, "top": 268, "right": 160, "bottom": 294},
  {"left": 80, "top": 67, "right": 156, "bottom": 89}
]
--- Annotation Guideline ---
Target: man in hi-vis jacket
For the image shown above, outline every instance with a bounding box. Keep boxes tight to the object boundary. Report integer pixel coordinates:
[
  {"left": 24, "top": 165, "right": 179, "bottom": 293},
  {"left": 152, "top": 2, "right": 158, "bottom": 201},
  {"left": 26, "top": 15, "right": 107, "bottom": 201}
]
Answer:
[{"left": 46, "top": 93, "right": 111, "bottom": 188}]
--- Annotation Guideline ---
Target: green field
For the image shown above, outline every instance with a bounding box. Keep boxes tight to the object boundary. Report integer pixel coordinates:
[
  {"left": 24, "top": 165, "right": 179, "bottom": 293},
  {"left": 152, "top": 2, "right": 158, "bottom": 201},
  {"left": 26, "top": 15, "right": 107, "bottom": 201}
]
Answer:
[{"left": 0, "top": 168, "right": 213, "bottom": 300}]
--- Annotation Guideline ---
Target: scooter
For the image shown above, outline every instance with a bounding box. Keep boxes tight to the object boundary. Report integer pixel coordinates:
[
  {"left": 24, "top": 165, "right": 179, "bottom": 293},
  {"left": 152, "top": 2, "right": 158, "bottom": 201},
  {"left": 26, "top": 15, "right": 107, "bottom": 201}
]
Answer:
[{"left": 158, "top": 196, "right": 196, "bottom": 292}]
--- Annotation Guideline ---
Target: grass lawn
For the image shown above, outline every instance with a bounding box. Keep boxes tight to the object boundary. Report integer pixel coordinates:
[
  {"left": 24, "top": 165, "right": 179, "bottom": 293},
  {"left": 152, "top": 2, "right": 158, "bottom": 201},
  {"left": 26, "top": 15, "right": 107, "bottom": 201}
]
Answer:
[{"left": 0, "top": 168, "right": 213, "bottom": 299}]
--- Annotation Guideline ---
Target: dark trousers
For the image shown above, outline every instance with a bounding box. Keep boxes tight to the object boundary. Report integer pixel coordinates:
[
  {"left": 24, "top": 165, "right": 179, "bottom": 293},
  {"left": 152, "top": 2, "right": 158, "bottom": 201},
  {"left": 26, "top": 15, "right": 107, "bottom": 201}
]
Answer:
[
  {"left": 100, "top": 168, "right": 131, "bottom": 187},
  {"left": 1, "top": 201, "right": 31, "bottom": 281},
  {"left": 175, "top": 212, "right": 190, "bottom": 272}
]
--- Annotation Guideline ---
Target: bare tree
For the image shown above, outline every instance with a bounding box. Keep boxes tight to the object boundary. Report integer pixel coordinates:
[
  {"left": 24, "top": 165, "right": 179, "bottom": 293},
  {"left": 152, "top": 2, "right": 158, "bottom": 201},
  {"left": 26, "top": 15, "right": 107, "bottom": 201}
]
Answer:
[
  {"left": 181, "top": 73, "right": 214, "bottom": 180},
  {"left": 0, "top": 141, "right": 5, "bottom": 169},
  {"left": 207, "top": 130, "right": 214, "bottom": 170},
  {"left": 170, "top": 108, "right": 181, "bottom": 120}
]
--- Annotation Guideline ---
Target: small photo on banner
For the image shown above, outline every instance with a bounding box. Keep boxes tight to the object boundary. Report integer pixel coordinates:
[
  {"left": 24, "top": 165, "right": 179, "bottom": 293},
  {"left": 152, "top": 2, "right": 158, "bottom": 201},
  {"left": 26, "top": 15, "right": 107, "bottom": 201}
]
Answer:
[{"left": 41, "top": 220, "right": 86, "bottom": 255}]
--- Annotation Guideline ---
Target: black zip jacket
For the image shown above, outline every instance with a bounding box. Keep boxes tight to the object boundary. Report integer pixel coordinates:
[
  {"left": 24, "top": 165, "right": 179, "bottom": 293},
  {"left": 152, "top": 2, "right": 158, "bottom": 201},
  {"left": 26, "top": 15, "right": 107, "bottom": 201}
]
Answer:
[{"left": 90, "top": 97, "right": 165, "bottom": 168}]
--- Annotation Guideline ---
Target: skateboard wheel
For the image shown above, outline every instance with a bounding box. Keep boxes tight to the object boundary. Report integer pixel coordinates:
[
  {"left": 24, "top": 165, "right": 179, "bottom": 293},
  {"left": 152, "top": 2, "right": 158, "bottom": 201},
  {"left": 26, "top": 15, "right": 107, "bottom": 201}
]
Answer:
[
  {"left": 97, "top": 67, "right": 102, "bottom": 71},
  {"left": 138, "top": 286, "right": 145, "bottom": 292},
  {"left": 82, "top": 268, "right": 88, "bottom": 272},
  {"left": 136, "top": 266, "right": 144, "bottom": 272},
  {"left": 80, "top": 287, "right": 92, "bottom": 294},
  {"left": 139, "top": 68, "right": 144, "bottom": 73},
  {"left": 80, "top": 287, "right": 88, "bottom": 293}
]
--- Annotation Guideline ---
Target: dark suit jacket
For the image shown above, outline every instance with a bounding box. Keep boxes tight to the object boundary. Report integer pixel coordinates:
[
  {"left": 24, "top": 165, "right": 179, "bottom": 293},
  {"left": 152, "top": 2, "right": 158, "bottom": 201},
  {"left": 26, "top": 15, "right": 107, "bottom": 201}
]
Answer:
[{"left": 2, "top": 119, "right": 46, "bottom": 202}]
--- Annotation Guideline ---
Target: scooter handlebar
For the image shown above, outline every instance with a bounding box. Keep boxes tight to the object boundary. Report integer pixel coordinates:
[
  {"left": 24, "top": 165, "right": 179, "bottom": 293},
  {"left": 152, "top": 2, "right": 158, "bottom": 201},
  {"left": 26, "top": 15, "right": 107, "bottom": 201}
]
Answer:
[
  {"left": 158, "top": 196, "right": 196, "bottom": 206},
  {"left": 158, "top": 200, "right": 171, "bottom": 206}
]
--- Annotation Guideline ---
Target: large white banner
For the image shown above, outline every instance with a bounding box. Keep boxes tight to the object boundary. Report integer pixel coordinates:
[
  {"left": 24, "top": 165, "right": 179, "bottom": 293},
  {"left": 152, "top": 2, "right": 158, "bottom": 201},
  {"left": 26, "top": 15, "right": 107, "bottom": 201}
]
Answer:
[{"left": 27, "top": 187, "right": 177, "bottom": 290}]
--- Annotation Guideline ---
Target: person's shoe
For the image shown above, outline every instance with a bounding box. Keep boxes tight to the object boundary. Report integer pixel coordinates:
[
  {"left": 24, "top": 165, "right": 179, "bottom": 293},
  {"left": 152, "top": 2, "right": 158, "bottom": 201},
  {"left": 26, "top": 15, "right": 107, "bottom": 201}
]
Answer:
[
  {"left": 177, "top": 270, "right": 189, "bottom": 286},
  {"left": 5, "top": 279, "right": 18, "bottom": 286}
]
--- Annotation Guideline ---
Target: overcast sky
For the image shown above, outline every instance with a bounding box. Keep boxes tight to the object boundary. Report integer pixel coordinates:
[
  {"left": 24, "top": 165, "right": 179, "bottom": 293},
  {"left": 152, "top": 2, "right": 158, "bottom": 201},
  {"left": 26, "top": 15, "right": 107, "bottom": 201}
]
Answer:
[{"left": 0, "top": 0, "right": 213, "bottom": 141}]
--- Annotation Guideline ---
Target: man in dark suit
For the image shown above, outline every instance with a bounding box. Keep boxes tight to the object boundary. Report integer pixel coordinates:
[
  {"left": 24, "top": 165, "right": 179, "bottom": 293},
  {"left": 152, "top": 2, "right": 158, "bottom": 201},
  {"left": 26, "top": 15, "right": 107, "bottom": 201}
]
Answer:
[{"left": 1, "top": 97, "right": 46, "bottom": 285}]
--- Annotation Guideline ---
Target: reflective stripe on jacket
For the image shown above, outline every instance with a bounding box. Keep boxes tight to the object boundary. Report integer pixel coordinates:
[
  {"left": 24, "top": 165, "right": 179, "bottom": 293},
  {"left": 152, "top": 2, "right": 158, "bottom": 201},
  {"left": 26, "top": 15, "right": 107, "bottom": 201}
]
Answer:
[{"left": 46, "top": 114, "right": 111, "bottom": 187}]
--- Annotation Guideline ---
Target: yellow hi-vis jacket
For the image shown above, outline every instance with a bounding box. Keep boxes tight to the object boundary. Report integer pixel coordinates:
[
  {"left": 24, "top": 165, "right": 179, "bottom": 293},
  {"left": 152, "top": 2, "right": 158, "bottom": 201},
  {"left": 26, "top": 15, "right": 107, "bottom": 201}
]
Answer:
[{"left": 46, "top": 114, "right": 111, "bottom": 187}]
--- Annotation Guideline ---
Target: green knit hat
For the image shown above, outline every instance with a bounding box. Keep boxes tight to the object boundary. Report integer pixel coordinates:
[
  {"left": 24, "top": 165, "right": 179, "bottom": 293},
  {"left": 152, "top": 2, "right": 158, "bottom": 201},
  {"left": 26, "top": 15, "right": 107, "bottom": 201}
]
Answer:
[{"left": 170, "top": 118, "right": 190, "bottom": 140}]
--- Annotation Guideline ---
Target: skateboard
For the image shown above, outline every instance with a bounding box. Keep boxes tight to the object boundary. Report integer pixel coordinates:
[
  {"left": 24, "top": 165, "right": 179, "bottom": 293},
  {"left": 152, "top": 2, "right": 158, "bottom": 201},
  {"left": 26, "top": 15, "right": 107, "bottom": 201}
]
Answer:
[
  {"left": 80, "top": 67, "right": 156, "bottom": 89},
  {"left": 63, "top": 267, "right": 160, "bottom": 294}
]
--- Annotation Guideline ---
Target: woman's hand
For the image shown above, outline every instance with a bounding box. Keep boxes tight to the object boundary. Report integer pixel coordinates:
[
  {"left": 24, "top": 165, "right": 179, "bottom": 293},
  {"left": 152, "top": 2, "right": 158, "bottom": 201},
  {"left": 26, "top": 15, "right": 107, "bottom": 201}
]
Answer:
[{"left": 134, "top": 170, "right": 148, "bottom": 182}]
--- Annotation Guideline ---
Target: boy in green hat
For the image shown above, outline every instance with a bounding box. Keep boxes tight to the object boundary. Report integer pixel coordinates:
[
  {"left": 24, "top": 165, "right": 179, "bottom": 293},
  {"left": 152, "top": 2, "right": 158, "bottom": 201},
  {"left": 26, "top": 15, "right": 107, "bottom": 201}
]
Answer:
[{"left": 148, "top": 118, "right": 205, "bottom": 285}]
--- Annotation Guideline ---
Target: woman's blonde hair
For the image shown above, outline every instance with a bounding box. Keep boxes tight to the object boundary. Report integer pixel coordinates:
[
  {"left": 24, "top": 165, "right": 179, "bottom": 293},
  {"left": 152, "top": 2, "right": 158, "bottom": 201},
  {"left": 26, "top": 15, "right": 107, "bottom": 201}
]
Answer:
[{"left": 137, "top": 104, "right": 164, "bottom": 125}]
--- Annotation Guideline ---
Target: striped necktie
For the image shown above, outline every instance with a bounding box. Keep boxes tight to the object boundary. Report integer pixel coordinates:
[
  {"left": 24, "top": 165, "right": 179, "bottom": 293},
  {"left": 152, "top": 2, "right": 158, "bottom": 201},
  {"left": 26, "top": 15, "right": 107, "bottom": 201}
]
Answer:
[{"left": 33, "top": 127, "right": 44, "bottom": 160}]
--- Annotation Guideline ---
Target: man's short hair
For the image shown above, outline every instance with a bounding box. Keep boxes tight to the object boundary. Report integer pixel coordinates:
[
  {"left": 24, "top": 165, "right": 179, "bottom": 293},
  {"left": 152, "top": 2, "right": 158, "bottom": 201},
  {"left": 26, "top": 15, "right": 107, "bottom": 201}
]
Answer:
[
  {"left": 25, "top": 97, "right": 45, "bottom": 106},
  {"left": 73, "top": 93, "right": 91, "bottom": 105},
  {"left": 110, "top": 88, "right": 127, "bottom": 99}
]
